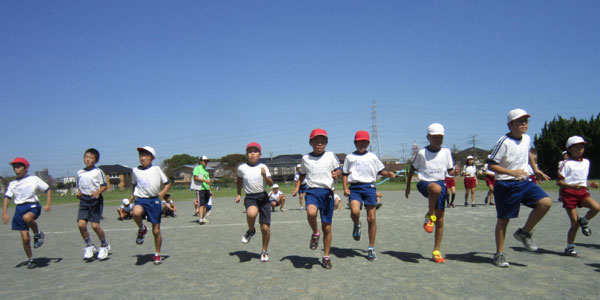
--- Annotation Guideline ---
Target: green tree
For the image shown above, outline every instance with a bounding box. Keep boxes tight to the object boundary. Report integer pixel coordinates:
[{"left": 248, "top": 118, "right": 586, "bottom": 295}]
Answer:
[
  {"left": 220, "top": 154, "right": 246, "bottom": 169},
  {"left": 162, "top": 154, "right": 201, "bottom": 177},
  {"left": 534, "top": 114, "right": 600, "bottom": 179}
]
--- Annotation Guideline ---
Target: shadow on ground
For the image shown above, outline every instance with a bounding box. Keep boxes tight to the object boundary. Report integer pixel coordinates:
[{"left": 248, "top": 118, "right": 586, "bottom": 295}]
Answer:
[
  {"left": 229, "top": 251, "right": 260, "bottom": 263},
  {"left": 586, "top": 263, "right": 600, "bottom": 272},
  {"left": 380, "top": 251, "right": 424, "bottom": 263},
  {"left": 511, "top": 246, "right": 563, "bottom": 256},
  {"left": 15, "top": 257, "right": 63, "bottom": 269},
  {"left": 133, "top": 254, "right": 169, "bottom": 265},
  {"left": 575, "top": 243, "right": 600, "bottom": 250},
  {"left": 280, "top": 255, "right": 321, "bottom": 269},
  {"left": 330, "top": 247, "right": 365, "bottom": 259}
]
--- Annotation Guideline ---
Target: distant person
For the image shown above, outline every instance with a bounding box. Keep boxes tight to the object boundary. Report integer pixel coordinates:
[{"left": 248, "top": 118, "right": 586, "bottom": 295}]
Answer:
[
  {"left": 191, "top": 156, "right": 211, "bottom": 224},
  {"left": 557, "top": 136, "right": 600, "bottom": 256},
  {"left": 268, "top": 184, "right": 286, "bottom": 212},
  {"left": 162, "top": 194, "right": 176, "bottom": 217},
  {"left": 333, "top": 192, "right": 343, "bottom": 211},
  {"left": 205, "top": 197, "right": 213, "bottom": 217},
  {"left": 343, "top": 130, "right": 396, "bottom": 261},
  {"left": 76, "top": 148, "right": 110, "bottom": 260},
  {"left": 405, "top": 123, "right": 459, "bottom": 264},
  {"left": 131, "top": 146, "right": 171, "bottom": 265},
  {"left": 462, "top": 156, "right": 477, "bottom": 207},
  {"left": 557, "top": 151, "right": 568, "bottom": 203},
  {"left": 118, "top": 198, "right": 134, "bottom": 220},
  {"left": 293, "top": 164, "right": 308, "bottom": 210},
  {"left": 376, "top": 192, "right": 383, "bottom": 210},
  {"left": 483, "top": 163, "right": 496, "bottom": 205},
  {"left": 2, "top": 157, "right": 52, "bottom": 269},
  {"left": 235, "top": 142, "right": 274, "bottom": 262},
  {"left": 292, "top": 129, "right": 341, "bottom": 269},
  {"left": 444, "top": 169, "right": 456, "bottom": 208},
  {"left": 487, "top": 109, "right": 552, "bottom": 268}
]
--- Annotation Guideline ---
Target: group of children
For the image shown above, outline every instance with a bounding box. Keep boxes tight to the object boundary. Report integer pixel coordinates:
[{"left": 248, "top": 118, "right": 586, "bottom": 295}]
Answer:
[{"left": 2, "top": 108, "right": 599, "bottom": 269}]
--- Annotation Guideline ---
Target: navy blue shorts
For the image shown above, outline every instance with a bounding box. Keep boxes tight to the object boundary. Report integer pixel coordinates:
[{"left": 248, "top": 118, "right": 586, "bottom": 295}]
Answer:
[
  {"left": 77, "top": 194, "right": 104, "bottom": 223},
  {"left": 12, "top": 203, "right": 41, "bottom": 231},
  {"left": 416, "top": 180, "right": 447, "bottom": 211},
  {"left": 494, "top": 180, "right": 549, "bottom": 219},
  {"left": 349, "top": 183, "right": 377, "bottom": 208},
  {"left": 245, "top": 192, "right": 271, "bottom": 225},
  {"left": 305, "top": 188, "right": 334, "bottom": 224},
  {"left": 135, "top": 197, "right": 162, "bottom": 224},
  {"left": 196, "top": 190, "right": 210, "bottom": 206},
  {"left": 298, "top": 184, "right": 308, "bottom": 194}
]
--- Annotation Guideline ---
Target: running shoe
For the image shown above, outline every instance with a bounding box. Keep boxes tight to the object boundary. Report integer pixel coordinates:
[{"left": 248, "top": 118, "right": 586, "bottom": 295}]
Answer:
[
  {"left": 423, "top": 216, "right": 434, "bottom": 233},
  {"left": 471, "top": 203, "right": 477, "bottom": 207},
  {"left": 564, "top": 247, "right": 578, "bottom": 257},
  {"left": 451, "top": 203, "right": 455, "bottom": 208},
  {"left": 493, "top": 252, "right": 509, "bottom": 268},
  {"left": 205, "top": 209, "right": 212, "bottom": 217},
  {"left": 513, "top": 228, "right": 538, "bottom": 251},
  {"left": 464, "top": 201, "right": 468, "bottom": 206},
  {"left": 322, "top": 256, "right": 332, "bottom": 269},
  {"left": 33, "top": 232, "right": 45, "bottom": 248},
  {"left": 260, "top": 250, "right": 269, "bottom": 262},
  {"left": 153, "top": 255, "right": 162, "bottom": 265},
  {"left": 352, "top": 221, "right": 362, "bottom": 241},
  {"left": 98, "top": 244, "right": 111, "bottom": 260},
  {"left": 199, "top": 218, "right": 205, "bottom": 224},
  {"left": 280, "top": 208, "right": 286, "bottom": 212},
  {"left": 83, "top": 244, "right": 97, "bottom": 260},
  {"left": 367, "top": 247, "right": 377, "bottom": 261},
  {"left": 27, "top": 259, "right": 36, "bottom": 269},
  {"left": 432, "top": 250, "right": 445, "bottom": 263},
  {"left": 310, "top": 232, "right": 320, "bottom": 250},
  {"left": 136, "top": 225, "right": 147, "bottom": 245},
  {"left": 579, "top": 217, "right": 592, "bottom": 236},
  {"left": 241, "top": 229, "right": 256, "bottom": 244}
]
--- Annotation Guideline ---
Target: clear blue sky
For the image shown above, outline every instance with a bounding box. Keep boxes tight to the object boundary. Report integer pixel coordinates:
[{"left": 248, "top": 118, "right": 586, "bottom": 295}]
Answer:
[{"left": 1, "top": 1, "right": 598, "bottom": 177}]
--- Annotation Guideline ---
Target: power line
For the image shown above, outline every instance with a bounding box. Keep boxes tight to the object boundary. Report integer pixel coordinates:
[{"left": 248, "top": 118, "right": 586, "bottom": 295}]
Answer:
[{"left": 370, "top": 100, "right": 382, "bottom": 158}]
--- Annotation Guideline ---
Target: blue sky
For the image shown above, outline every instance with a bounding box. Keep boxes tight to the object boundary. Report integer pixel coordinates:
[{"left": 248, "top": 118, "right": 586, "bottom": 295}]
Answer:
[{"left": 1, "top": 1, "right": 598, "bottom": 177}]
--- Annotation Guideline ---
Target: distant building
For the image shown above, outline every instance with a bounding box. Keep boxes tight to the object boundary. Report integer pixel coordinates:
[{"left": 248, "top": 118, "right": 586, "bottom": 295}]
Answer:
[
  {"left": 35, "top": 168, "right": 52, "bottom": 183},
  {"left": 98, "top": 164, "right": 132, "bottom": 191}
]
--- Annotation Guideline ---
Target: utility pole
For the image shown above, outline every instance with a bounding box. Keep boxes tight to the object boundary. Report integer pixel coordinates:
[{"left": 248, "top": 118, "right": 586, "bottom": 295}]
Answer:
[
  {"left": 468, "top": 134, "right": 477, "bottom": 157},
  {"left": 370, "top": 100, "right": 382, "bottom": 158}
]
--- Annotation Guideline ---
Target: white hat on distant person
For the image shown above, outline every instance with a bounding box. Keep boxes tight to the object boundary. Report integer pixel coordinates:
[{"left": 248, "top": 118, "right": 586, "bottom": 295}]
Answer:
[
  {"left": 137, "top": 146, "right": 156, "bottom": 158},
  {"left": 427, "top": 123, "right": 445, "bottom": 136},
  {"left": 566, "top": 136, "right": 587, "bottom": 149},
  {"left": 467, "top": 155, "right": 474, "bottom": 160},
  {"left": 201, "top": 155, "right": 209, "bottom": 161},
  {"left": 296, "top": 164, "right": 301, "bottom": 168},
  {"left": 122, "top": 198, "right": 130, "bottom": 205},
  {"left": 272, "top": 184, "right": 279, "bottom": 189},
  {"left": 507, "top": 108, "right": 531, "bottom": 123}
]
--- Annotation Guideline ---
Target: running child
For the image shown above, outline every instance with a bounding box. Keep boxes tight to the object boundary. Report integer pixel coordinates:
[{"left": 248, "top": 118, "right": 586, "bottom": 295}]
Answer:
[
  {"left": 235, "top": 142, "right": 274, "bottom": 262},
  {"left": 2, "top": 157, "right": 52, "bottom": 269},
  {"left": 405, "top": 123, "right": 459, "bottom": 263},
  {"left": 463, "top": 155, "right": 477, "bottom": 207},
  {"left": 557, "top": 136, "right": 600, "bottom": 256},
  {"left": 162, "top": 194, "right": 177, "bottom": 217},
  {"left": 268, "top": 184, "right": 286, "bottom": 212},
  {"left": 445, "top": 170, "right": 457, "bottom": 208},
  {"left": 483, "top": 163, "right": 496, "bottom": 205},
  {"left": 294, "top": 164, "right": 308, "bottom": 210},
  {"left": 131, "top": 146, "right": 171, "bottom": 265},
  {"left": 292, "top": 128, "right": 342, "bottom": 269},
  {"left": 487, "top": 109, "right": 552, "bottom": 268},
  {"left": 76, "top": 148, "right": 110, "bottom": 260},
  {"left": 343, "top": 130, "right": 396, "bottom": 261}
]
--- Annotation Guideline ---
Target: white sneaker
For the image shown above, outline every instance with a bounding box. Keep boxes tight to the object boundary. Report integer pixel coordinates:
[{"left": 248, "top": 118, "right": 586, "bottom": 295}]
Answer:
[
  {"left": 199, "top": 218, "right": 205, "bottom": 224},
  {"left": 98, "top": 244, "right": 111, "bottom": 260},
  {"left": 205, "top": 209, "right": 212, "bottom": 217},
  {"left": 83, "top": 245, "right": 97, "bottom": 259},
  {"left": 260, "top": 250, "right": 269, "bottom": 262}
]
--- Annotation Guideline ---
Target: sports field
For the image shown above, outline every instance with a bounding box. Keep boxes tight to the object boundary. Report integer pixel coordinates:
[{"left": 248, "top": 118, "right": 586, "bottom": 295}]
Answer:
[{"left": 1, "top": 189, "right": 598, "bottom": 300}]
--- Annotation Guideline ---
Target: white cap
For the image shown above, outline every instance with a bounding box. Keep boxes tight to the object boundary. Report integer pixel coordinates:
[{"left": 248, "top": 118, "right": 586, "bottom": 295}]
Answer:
[
  {"left": 201, "top": 155, "right": 209, "bottom": 161},
  {"left": 122, "top": 198, "right": 130, "bottom": 205},
  {"left": 137, "top": 146, "right": 156, "bottom": 158},
  {"left": 466, "top": 155, "right": 474, "bottom": 160},
  {"left": 296, "top": 164, "right": 301, "bottom": 168},
  {"left": 566, "top": 136, "right": 587, "bottom": 148},
  {"left": 507, "top": 108, "right": 531, "bottom": 123},
  {"left": 427, "top": 123, "right": 445, "bottom": 136},
  {"left": 272, "top": 184, "right": 279, "bottom": 189}
]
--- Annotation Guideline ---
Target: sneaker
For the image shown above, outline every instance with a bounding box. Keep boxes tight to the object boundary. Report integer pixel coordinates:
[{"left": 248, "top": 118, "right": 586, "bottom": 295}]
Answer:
[
  {"left": 136, "top": 226, "right": 147, "bottom": 245},
  {"left": 260, "top": 250, "right": 269, "bottom": 262},
  {"left": 203, "top": 218, "right": 210, "bottom": 224},
  {"left": 471, "top": 203, "right": 477, "bottom": 207},
  {"left": 513, "top": 228, "right": 538, "bottom": 251},
  {"left": 98, "top": 244, "right": 110, "bottom": 260},
  {"left": 310, "top": 232, "right": 320, "bottom": 250},
  {"left": 451, "top": 203, "right": 455, "bottom": 208},
  {"left": 367, "top": 247, "right": 377, "bottom": 261},
  {"left": 423, "top": 216, "right": 434, "bottom": 233},
  {"left": 153, "top": 255, "right": 162, "bottom": 265},
  {"left": 280, "top": 208, "right": 286, "bottom": 212},
  {"left": 199, "top": 218, "right": 205, "bottom": 224},
  {"left": 493, "top": 252, "right": 510, "bottom": 268},
  {"left": 579, "top": 217, "right": 591, "bottom": 236},
  {"left": 464, "top": 201, "right": 468, "bottom": 206},
  {"left": 322, "top": 256, "right": 332, "bottom": 269},
  {"left": 489, "top": 202, "right": 495, "bottom": 206},
  {"left": 27, "top": 259, "right": 36, "bottom": 269},
  {"left": 83, "top": 245, "right": 98, "bottom": 260},
  {"left": 564, "top": 247, "right": 578, "bottom": 257},
  {"left": 205, "top": 209, "right": 212, "bottom": 217},
  {"left": 352, "top": 221, "right": 361, "bottom": 241},
  {"left": 241, "top": 229, "right": 255, "bottom": 244},
  {"left": 432, "top": 250, "right": 445, "bottom": 263},
  {"left": 33, "top": 232, "right": 45, "bottom": 248}
]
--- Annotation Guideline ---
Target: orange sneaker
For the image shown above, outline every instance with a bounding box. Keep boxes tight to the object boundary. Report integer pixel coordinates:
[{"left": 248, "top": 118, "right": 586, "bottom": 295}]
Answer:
[
  {"left": 432, "top": 250, "right": 445, "bottom": 263},
  {"left": 423, "top": 215, "right": 435, "bottom": 233}
]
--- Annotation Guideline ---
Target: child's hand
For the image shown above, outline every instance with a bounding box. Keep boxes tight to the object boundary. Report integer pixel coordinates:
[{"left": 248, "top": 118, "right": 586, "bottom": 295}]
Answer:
[
  {"left": 589, "top": 181, "right": 599, "bottom": 189},
  {"left": 44, "top": 205, "right": 51, "bottom": 212},
  {"left": 535, "top": 170, "right": 550, "bottom": 182},
  {"left": 292, "top": 188, "right": 298, "bottom": 197},
  {"left": 235, "top": 195, "right": 241, "bottom": 203},
  {"left": 389, "top": 172, "right": 397, "bottom": 179},
  {"left": 76, "top": 191, "right": 82, "bottom": 199},
  {"left": 512, "top": 169, "right": 529, "bottom": 181},
  {"left": 2, "top": 213, "right": 9, "bottom": 224},
  {"left": 91, "top": 191, "right": 101, "bottom": 199},
  {"left": 344, "top": 188, "right": 350, "bottom": 197},
  {"left": 261, "top": 168, "right": 267, "bottom": 177}
]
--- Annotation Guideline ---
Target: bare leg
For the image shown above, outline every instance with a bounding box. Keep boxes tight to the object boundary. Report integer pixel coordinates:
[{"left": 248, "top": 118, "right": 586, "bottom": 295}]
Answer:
[
  {"left": 246, "top": 206, "right": 258, "bottom": 232},
  {"left": 433, "top": 209, "right": 445, "bottom": 251},
  {"left": 565, "top": 207, "right": 579, "bottom": 244},
  {"left": 322, "top": 222, "right": 332, "bottom": 256},
  {"left": 260, "top": 223, "right": 270, "bottom": 251},
  {"left": 495, "top": 218, "right": 510, "bottom": 253},
  {"left": 522, "top": 197, "right": 552, "bottom": 233},
  {"left": 91, "top": 222, "right": 106, "bottom": 242},
  {"left": 20, "top": 230, "right": 32, "bottom": 258},
  {"left": 152, "top": 223, "right": 162, "bottom": 254},
  {"left": 306, "top": 204, "right": 319, "bottom": 233},
  {"left": 366, "top": 206, "right": 376, "bottom": 247}
]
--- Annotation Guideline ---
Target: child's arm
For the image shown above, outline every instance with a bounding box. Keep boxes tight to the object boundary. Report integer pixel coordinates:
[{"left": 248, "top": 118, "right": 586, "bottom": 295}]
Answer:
[
  {"left": 380, "top": 170, "right": 397, "bottom": 179},
  {"left": 235, "top": 177, "right": 243, "bottom": 203},
  {"left": 170, "top": 202, "right": 177, "bottom": 211},
  {"left": 529, "top": 152, "right": 550, "bottom": 181},
  {"left": 44, "top": 189, "right": 52, "bottom": 212},
  {"left": 292, "top": 174, "right": 306, "bottom": 197},
  {"left": 556, "top": 178, "right": 585, "bottom": 189},
  {"left": 448, "top": 165, "right": 460, "bottom": 176},
  {"left": 2, "top": 197, "right": 9, "bottom": 224},
  {"left": 158, "top": 182, "right": 171, "bottom": 200},
  {"left": 342, "top": 174, "right": 350, "bottom": 197},
  {"left": 92, "top": 185, "right": 108, "bottom": 199},
  {"left": 405, "top": 166, "right": 415, "bottom": 199},
  {"left": 589, "top": 181, "right": 599, "bottom": 189},
  {"left": 261, "top": 167, "right": 274, "bottom": 186}
]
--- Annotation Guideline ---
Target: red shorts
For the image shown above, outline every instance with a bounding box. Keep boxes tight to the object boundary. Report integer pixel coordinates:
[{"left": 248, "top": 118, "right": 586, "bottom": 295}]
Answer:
[
  {"left": 445, "top": 177, "right": 455, "bottom": 188},
  {"left": 485, "top": 175, "right": 495, "bottom": 187},
  {"left": 464, "top": 177, "right": 477, "bottom": 189},
  {"left": 561, "top": 188, "right": 590, "bottom": 209}
]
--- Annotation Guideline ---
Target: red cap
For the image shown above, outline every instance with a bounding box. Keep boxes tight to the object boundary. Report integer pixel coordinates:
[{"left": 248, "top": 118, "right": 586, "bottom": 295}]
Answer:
[
  {"left": 9, "top": 157, "right": 30, "bottom": 168},
  {"left": 310, "top": 128, "right": 328, "bottom": 140},
  {"left": 354, "top": 130, "right": 370, "bottom": 141},
  {"left": 246, "top": 142, "right": 262, "bottom": 153}
]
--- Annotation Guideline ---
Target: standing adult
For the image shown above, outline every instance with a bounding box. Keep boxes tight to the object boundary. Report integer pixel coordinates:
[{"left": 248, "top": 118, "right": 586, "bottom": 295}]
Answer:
[{"left": 191, "top": 156, "right": 211, "bottom": 224}]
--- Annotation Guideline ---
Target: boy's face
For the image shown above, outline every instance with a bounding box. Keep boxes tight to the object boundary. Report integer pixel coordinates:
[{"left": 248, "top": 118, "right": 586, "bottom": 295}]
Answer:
[
  {"left": 354, "top": 140, "right": 369, "bottom": 153},
  {"left": 427, "top": 134, "right": 444, "bottom": 149},
  {"left": 246, "top": 147, "right": 261, "bottom": 164},
  {"left": 310, "top": 136, "right": 328, "bottom": 154},
  {"left": 12, "top": 163, "right": 28, "bottom": 178},
  {"left": 569, "top": 143, "right": 585, "bottom": 158},
  {"left": 508, "top": 116, "right": 529, "bottom": 135},
  {"left": 139, "top": 152, "right": 154, "bottom": 167},
  {"left": 84, "top": 152, "right": 98, "bottom": 168}
]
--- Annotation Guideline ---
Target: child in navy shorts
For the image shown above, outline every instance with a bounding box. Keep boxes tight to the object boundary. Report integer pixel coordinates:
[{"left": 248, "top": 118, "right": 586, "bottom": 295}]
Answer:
[
  {"left": 131, "top": 146, "right": 171, "bottom": 265},
  {"left": 292, "top": 129, "right": 342, "bottom": 269},
  {"left": 2, "top": 157, "right": 52, "bottom": 269},
  {"left": 76, "top": 148, "right": 110, "bottom": 260},
  {"left": 236, "top": 142, "right": 274, "bottom": 262},
  {"left": 405, "top": 123, "right": 458, "bottom": 263},
  {"left": 294, "top": 164, "right": 308, "bottom": 210},
  {"left": 557, "top": 136, "right": 600, "bottom": 256},
  {"left": 487, "top": 109, "right": 552, "bottom": 268},
  {"left": 343, "top": 130, "right": 396, "bottom": 261}
]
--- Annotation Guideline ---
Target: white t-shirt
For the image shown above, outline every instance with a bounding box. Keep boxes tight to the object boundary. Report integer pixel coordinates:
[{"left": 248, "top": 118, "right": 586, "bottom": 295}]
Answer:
[
  {"left": 343, "top": 151, "right": 385, "bottom": 184},
  {"left": 237, "top": 163, "right": 271, "bottom": 194},
  {"left": 483, "top": 164, "right": 495, "bottom": 176},
  {"left": 77, "top": 167, "right": 107, "bottom": 196},
  {"left": 268, "top": 190, "right": 283, "bottom": 201},
  {"left": 488, "top": 134, "right": 531, "bottom": 181},
  {"left": 300, "top": 151, "right": 341, "bottom": 189},
  {"left": 411, "top": 147, "right": 454, "bottom": 182},
  {"left": 120, "top": 203, "right": 134, "bottom": 212},
  {"left": 132, "top": 165, "right": 169, "bottom": 198},
  {"left": 293, "top": 172, "right": 308, "bottom": 185},
  {"left": 162, "top": 199, "right": 175, "bottom": 207},
  {"left": 4, "top": 175, "right": 49, "bottom": 205},
  {"left": 333, "top": 193, "right": 341, "bottom": 202},
  {"left": 463, "top": 165, "right": 477, "bottom": 177},
  {"left": 558, "top": 158, "right": 590, "bottom": 187}
]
